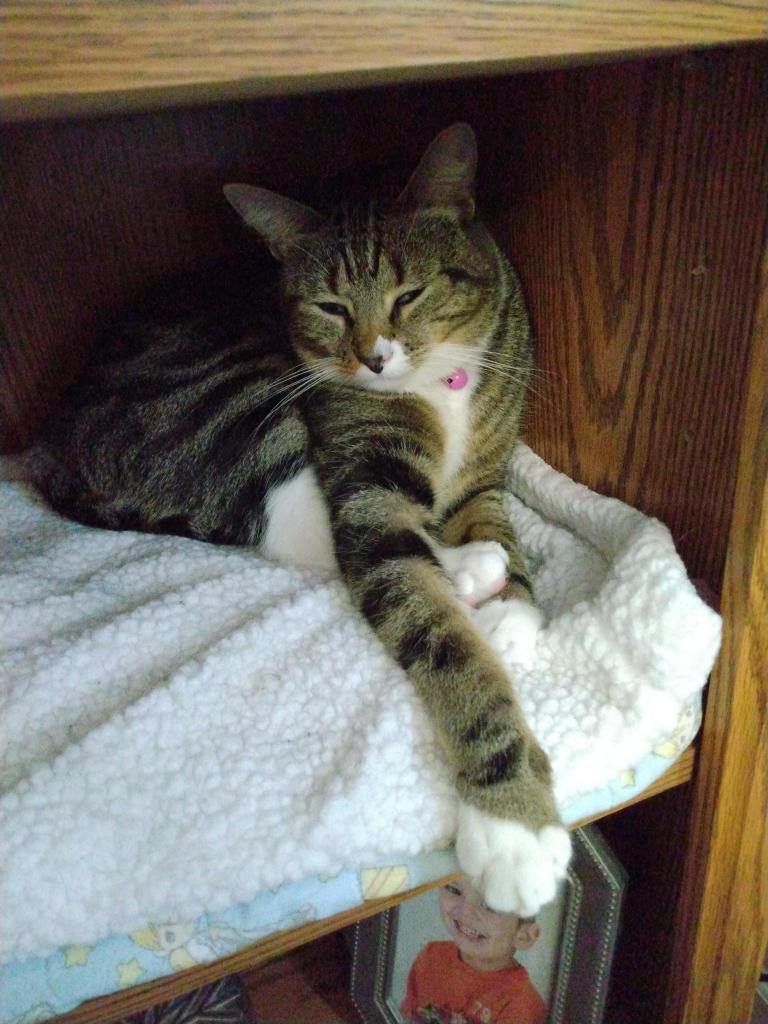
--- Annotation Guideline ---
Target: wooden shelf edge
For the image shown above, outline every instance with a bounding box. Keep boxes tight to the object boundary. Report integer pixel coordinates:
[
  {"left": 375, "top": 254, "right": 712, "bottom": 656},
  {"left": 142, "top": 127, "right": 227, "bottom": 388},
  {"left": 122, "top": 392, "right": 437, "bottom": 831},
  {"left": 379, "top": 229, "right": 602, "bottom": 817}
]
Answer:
[
  {"left": 0, "top": 52, "right": 672, "bottom": 123},
  {"left": 2, "top": 1, "right": 766, "bottom": 121},
  {"left": 570, "top": 745, "right": 696, "bottom": 830},
  {"left": 51, "top": 745, "right": 695, "bottom": 1024},
  {"left": 665, "top": 249, "right": 768, "bottom": 1023}
]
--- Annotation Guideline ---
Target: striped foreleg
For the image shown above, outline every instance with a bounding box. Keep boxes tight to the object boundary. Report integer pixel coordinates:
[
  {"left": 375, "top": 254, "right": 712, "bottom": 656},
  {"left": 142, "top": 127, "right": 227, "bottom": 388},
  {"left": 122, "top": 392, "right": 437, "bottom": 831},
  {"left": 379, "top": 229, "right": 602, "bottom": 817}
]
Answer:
[{"left": 331, "top": 485, "right": 570, "bottom": 915}]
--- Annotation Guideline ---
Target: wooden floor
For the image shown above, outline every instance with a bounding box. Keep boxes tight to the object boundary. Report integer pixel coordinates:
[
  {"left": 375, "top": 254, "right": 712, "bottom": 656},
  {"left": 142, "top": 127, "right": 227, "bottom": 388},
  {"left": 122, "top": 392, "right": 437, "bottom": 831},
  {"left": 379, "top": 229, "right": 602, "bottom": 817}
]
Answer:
[{"left": 240, "top": 932, "right": 360, "bottom": 1024}]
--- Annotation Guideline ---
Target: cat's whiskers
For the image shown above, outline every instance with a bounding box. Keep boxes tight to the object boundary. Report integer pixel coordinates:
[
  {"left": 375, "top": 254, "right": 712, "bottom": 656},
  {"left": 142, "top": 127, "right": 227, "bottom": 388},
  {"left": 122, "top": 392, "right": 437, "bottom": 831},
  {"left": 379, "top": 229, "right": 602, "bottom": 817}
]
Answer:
[
  {"left": 252, "top": 362, "right": 335, "bottom": 437},
  {"left": 267, "top": 360, "right": 325, "bottom": 387},
  {"left": 269, "top": 360, "right": 335, "bottom": 404},
  {"left": 479, "top": 371, "right": 549, "bottom": 404},
  {"left": 423, "top": 348, "right": 549, "bottom": 403},
  {"left": 259, "top": 362, "right": 331, "bottom": 400},
  {"left": 462, "top": 350, "right": 547, "bottom": 387},
  {"left": 471, "top": 365, "right": 549, "bottom": 403},
  {"left": 469, "top": 350, "right": 555, "bottom": 390}
]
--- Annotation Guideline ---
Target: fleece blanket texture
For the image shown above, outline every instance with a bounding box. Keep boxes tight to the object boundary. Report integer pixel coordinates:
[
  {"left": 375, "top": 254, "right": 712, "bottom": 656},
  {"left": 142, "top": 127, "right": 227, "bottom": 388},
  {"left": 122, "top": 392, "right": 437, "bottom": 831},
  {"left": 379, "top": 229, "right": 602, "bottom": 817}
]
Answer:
[{"left": 0, "top": 445, "right": 720, "bottom": 964}]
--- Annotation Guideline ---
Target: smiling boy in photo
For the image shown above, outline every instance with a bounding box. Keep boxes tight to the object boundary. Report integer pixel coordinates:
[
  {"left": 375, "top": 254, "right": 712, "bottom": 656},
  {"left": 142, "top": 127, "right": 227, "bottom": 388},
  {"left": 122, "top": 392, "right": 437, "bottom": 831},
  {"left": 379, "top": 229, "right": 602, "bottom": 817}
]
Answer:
[{"left": 401, "top": 875, "right": 546, "bottom": 1024}]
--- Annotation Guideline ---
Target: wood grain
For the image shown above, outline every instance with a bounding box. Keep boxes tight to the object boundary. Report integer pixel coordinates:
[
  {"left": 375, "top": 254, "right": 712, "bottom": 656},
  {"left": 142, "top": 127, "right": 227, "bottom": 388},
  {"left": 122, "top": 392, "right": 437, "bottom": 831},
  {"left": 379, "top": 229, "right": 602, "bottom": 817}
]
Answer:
[
  {"left": 2, "top": 43, "right": 767, "bottom": 1024},
  {"left": 600, "top": 783, "right": 696, "bottom": 1024},
  {"left": 499, "top": 46, "right": 768, "bottom": 588},
  {"left": 48, "top": 749, "right": 695, "bottom": 1024},
  {"left": 3, "top": 48, "right": 767, "bottom": 592},
  {"left": 1, "top": 1, "right": 766, "bottom": 120},
  {"left": 665, "top": 252, "right": 768, "bottom": 1024},
  {"left": 240, "top": 932, "right": 359, "bottom": 1024},
  {"left": 49, "top": 873, "right": 459, "bottom": 1024},
  {"left": 488, "top": 47, "right": 768, "bottom": 1021},
  {"left": 571, "top": 746, "right": 696, "bottom": 829}
]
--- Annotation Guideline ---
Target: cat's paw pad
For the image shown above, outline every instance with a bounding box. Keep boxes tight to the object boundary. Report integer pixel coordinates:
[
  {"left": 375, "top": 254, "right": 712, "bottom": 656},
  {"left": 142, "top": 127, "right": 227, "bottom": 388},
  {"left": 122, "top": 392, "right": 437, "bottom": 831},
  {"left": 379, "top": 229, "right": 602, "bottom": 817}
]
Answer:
[
  {"left": 438, "top": 541, "right": 508, "bottom": 607},
  {"left": 473, "top": 598, "right": 544, "bottom": 667},
  {"left": 455, "top": 802, "right": 571, "bottom": 917}
]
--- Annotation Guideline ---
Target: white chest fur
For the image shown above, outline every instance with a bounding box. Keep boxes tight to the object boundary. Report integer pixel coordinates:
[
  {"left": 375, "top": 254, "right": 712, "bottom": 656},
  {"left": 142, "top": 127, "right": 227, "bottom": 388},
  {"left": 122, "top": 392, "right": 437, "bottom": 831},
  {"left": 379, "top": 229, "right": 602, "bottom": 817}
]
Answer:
[
  {"left": 411, "top": 370, "right": 477, "bottom": 491},
  {"left": 260, "top": 466, "right": 337, "bottom": 571}
]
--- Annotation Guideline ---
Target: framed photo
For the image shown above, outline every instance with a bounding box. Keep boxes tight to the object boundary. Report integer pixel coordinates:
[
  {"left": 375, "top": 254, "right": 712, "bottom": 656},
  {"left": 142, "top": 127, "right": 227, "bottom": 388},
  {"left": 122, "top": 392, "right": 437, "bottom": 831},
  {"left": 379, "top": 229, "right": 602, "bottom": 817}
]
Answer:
[{"left": 351, "top": 826, "right": 626, "bottom": 1024}]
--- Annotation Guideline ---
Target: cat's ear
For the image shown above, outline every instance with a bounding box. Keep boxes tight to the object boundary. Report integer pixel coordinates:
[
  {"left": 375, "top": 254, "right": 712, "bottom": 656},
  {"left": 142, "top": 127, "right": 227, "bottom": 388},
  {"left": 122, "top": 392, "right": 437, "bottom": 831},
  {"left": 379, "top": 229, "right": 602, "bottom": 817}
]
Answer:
[
  {"left": 223, "top": 184, "right": 323, "bottom": 261},
  {"left": 396, "top": 123, "right": 477, "bottom": 222}
]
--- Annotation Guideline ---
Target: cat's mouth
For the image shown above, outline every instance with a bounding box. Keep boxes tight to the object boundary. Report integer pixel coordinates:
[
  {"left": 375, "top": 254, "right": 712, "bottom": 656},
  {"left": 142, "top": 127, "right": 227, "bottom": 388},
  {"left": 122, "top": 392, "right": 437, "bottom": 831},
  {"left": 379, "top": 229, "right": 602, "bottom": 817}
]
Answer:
[
  {"left": 351, "top": 337, "right": 413, "bottom": 391},
  {"left": 354, "top": 362, "right": 411, "bottom": 391},
  {"left": 349, "top": 339, "right": 474, "bottom": 395}
]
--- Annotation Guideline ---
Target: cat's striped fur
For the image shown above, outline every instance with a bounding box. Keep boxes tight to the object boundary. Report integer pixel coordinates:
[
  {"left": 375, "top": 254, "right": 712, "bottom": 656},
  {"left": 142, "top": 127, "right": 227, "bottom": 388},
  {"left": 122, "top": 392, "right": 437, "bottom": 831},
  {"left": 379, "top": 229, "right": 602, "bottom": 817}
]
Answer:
[{"left": 40, "top": 125, "right": 570, "bottom": 914}]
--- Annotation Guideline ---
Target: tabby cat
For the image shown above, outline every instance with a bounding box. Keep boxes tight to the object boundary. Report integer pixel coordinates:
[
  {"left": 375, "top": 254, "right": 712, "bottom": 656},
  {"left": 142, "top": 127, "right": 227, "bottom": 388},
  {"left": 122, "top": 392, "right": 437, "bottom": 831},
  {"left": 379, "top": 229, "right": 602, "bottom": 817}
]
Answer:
[{"left": 40, "top": 124, "right": 571, "bottom": 916}]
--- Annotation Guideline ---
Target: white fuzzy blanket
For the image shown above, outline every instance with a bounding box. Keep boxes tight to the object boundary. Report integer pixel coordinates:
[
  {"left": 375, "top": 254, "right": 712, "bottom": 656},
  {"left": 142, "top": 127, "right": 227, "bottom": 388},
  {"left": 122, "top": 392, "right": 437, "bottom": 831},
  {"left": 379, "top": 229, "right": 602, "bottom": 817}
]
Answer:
[{"left": 0, "top": 445, "right": 720, "bottom": 964}]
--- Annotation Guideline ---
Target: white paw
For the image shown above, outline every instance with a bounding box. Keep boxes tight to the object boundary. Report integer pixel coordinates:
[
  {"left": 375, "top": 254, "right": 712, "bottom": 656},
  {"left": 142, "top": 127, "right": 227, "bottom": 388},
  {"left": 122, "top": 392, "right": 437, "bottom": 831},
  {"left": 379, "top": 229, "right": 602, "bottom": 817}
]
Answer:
[
  {"left": 473, "top": 598, "right": 544, "bottom": 667},
  {"left": 437, "top": 540, "right": 508, "bottom": 607},
  {"left": 455, "top": 802, "right": 572, "bottom": 917}
]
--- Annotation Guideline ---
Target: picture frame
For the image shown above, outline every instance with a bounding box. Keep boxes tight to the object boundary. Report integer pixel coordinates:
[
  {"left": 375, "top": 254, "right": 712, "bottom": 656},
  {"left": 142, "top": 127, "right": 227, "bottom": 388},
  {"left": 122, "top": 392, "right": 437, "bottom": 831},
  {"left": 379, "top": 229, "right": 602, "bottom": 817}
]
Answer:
[{"left": 350, "top": 826, "right": 626, "bottom": 1024}]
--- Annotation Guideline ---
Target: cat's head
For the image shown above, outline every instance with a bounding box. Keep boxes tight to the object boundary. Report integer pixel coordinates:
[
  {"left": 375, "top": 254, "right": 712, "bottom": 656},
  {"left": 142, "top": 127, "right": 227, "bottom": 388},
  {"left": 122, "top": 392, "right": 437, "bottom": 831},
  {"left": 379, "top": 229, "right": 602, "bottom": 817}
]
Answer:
[{"left": 224, "top": 124, "right": 502, "bottom": 392}]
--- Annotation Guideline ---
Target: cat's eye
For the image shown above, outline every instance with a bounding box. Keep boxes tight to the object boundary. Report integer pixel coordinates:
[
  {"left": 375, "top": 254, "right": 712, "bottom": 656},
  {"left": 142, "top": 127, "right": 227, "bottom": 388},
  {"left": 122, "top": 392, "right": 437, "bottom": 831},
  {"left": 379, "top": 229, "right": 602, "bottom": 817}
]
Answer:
[
  {"left": 393, "top": 287, "right": 425, "bottom": 310},
  {"left": 316, "top": 301, "right": 349, "bottom": 319}
]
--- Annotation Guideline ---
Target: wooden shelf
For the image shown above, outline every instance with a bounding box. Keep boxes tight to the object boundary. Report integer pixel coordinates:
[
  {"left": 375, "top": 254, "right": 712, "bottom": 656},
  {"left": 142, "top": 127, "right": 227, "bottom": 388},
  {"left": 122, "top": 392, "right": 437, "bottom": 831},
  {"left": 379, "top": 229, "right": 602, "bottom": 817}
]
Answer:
[
  {"left": 52, "top": 746, "right": 695, "bottom": 1024},
  {"left": 3, "top": 17, "right": 766, "bottom": 1021},
  {"left": 2, "top": 1, "right": 766, "bottom": 120}
]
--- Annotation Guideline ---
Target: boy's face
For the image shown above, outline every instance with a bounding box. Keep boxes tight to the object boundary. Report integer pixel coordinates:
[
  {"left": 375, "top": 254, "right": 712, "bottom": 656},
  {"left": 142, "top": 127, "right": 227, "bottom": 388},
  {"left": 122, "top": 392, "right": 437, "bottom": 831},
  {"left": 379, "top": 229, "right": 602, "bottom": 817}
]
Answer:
[{"left": 438, "top": 876, "right": 540, "bottom": 967}]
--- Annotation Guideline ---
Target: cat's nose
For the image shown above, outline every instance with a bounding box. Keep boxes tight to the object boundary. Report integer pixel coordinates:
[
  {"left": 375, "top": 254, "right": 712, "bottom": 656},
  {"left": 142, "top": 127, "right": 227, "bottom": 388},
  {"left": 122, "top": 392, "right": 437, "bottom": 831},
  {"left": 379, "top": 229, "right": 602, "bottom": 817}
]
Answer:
[
  {"left": 360, "top": 355, "right": 384, "bottom": 374},
  {"left": 373, "top": 336, "right": 395, "bottom": 363}
]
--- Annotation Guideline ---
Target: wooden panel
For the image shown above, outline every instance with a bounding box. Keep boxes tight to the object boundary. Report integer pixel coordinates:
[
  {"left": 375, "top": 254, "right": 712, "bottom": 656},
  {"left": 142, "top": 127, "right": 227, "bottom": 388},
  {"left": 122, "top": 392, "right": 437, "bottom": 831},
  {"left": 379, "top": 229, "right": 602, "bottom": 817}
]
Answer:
[
  {"left": 0, "top": 84, "right": 424, "bottom": 451},
  {"left": 1, "top": 47, "right": 766, "bottom": 1024},
  {"left": 49, "top": 749, "right": 695, "bottom": 1024},
  {"left": 485, "top": 46, "right": 767, "bottom": 1022},
  {"left": 3, "top": 46, "right": 767, "bottom": 588},
  {"left": 665, "top": 253, "right": 768, "bottom": 1024},
  {"left": 50, "top": 873, "right": 457, "bottom": 1024},
  {"left": 2, "top": 1, "right": 766, "bottom": 121},
  {"left": 573, "top": 746, "right": 695, "bottom": 829},
  {"left": 601, "top": 783, "right": 695, "bottom": 1024},
  {"left": 240, "top": 932, "right": 359, "bottom": 1024},
  {"left": 497, "top": 45, "right": 768, "bottom": 587}
]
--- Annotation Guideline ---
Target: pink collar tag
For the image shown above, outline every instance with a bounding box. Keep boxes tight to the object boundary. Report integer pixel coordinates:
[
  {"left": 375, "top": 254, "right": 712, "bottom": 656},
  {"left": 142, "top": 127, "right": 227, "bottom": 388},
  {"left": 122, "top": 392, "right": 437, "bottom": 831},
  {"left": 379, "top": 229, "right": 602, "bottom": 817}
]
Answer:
[{"left": 443, "top": 367, "right": 469, "bottom": 390}]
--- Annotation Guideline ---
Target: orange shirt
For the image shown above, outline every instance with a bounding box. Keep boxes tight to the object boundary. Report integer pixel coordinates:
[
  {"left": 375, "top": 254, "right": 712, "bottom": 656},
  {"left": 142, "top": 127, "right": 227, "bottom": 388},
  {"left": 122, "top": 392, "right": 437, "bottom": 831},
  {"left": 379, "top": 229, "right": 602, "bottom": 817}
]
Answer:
[{"left": 401, "top": 941, "right": 547, "bottom": 1024}]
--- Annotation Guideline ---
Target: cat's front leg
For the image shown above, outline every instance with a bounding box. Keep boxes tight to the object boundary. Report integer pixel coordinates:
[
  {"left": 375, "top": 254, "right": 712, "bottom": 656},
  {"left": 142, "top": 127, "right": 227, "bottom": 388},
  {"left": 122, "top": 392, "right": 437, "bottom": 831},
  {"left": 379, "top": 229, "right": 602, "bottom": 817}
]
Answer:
[
  {"left": 439, "top": 485, "right": 533, "bottom": 601},
  {"left": 437, "top": 486, "right": 569, "bottom": 909},
  {"left": 325, "top": 481, "right": 569, "bottom": 916},
  {"left": 453, "top": 708, "right": 571, "bottom": 918},
  {"left": 434, "top": 538, "right": 510, "bottom": 607},
  {"left": 438, "top": 487, "right": 544, "bottom": 665},
  {"left": 471, "top": 596, "right": 544, "bottom": 669},
  {"left": 455, "top": 806, "right": 573, "bottom": 917},
  {"left": 432, "top": 537, "right": 544, "bottom": 667}
]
